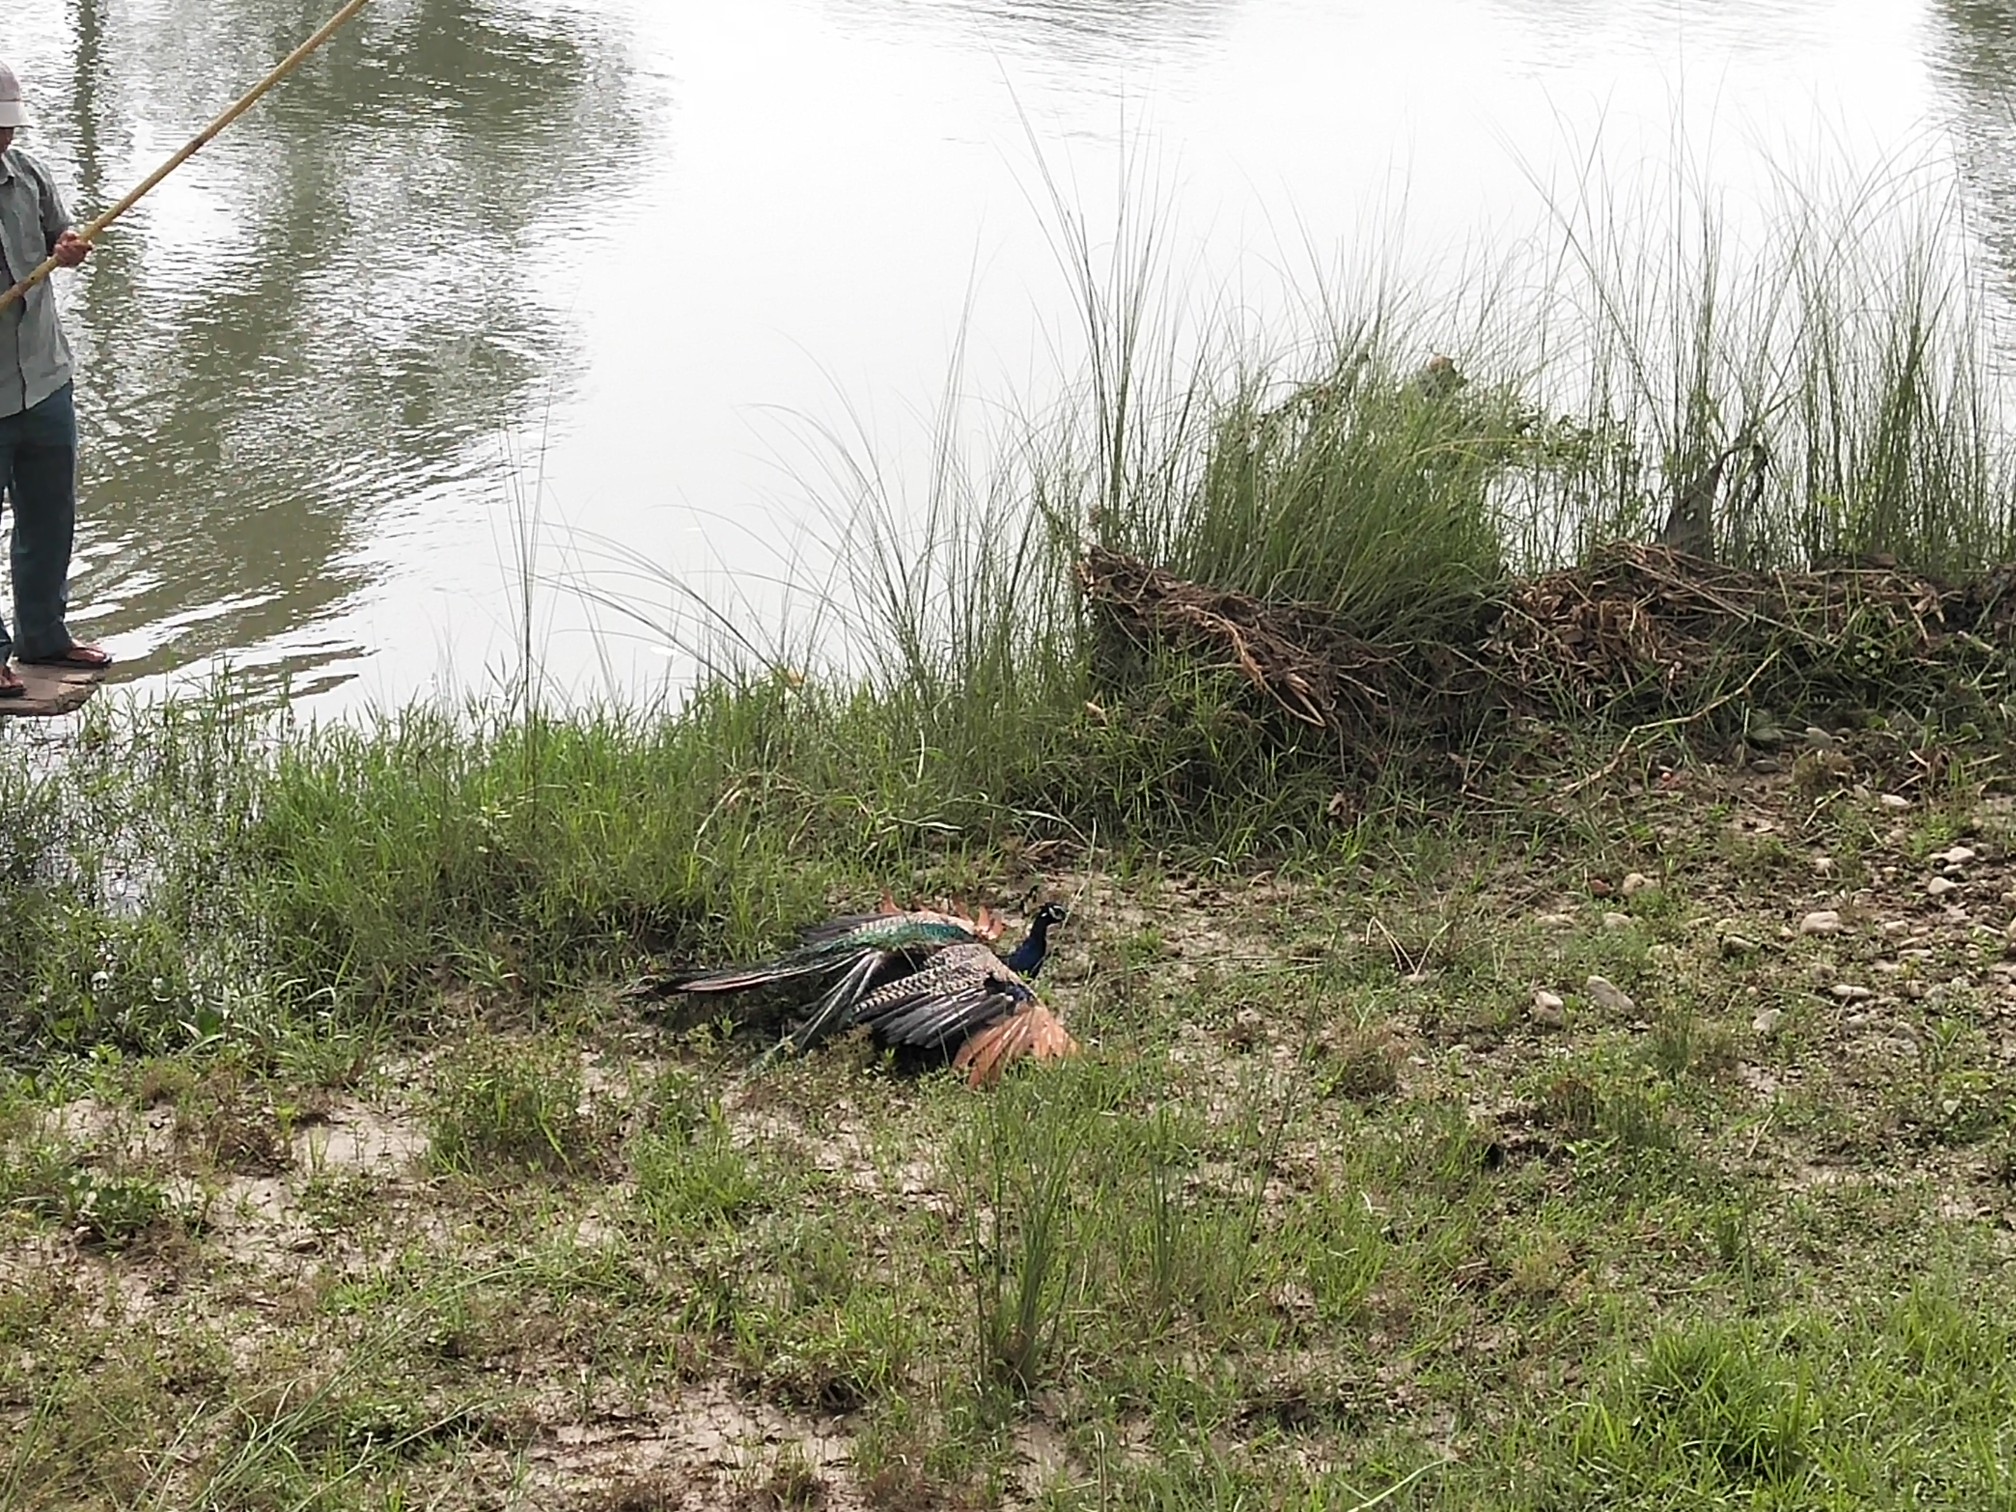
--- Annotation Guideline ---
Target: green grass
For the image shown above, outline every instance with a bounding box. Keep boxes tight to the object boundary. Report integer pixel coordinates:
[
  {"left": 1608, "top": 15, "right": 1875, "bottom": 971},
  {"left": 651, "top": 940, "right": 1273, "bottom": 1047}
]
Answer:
[{"left": 7, "top": 768, "right": 2016, "bottom": 1508}]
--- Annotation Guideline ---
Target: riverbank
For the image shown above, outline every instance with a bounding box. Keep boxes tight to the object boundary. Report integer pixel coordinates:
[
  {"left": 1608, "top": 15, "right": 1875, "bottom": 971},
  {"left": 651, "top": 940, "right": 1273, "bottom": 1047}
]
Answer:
[
  {"left": 9, "top": 190, "right": 2016, "bottom": 1504},
  {"left": 5, "top": 694, "right": 2016, "bottom": 1508}
]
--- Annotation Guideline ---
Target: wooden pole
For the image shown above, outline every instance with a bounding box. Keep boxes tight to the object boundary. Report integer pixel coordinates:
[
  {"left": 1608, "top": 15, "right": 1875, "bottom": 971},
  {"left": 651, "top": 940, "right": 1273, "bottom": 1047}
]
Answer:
[{"left": 0, "top": 0, "right": 373, "bottom": 316}]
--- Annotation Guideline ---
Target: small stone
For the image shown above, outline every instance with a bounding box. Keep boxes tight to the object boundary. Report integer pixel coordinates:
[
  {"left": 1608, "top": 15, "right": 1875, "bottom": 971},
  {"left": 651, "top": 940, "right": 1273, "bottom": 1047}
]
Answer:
[
  {"left": 1803, "top": 726, "right": 1840, "bottom": 750},
  {"left": 1880, "top": 793, "right": 1912, "bottom": 810},
  {"left": 1881, "top": 919, "right": 1913, "bottom": 938},
  {"left": 1811, "top": 855, "right": 1836, "bottom": 876},
  {"left": 1272, "top": 1281, "right": 1317, "bottom": 1319},
  {"left": 1530, "top": 990, "right": 1567, "bottom": 1028},
  {"left": 1941, "top": 846, "right": 1979, "bottom": 867},
  {"left": 1928, "top": 876, "right": 1960, "bottom": 900},
  {"left": 1621, "top": 872, "right": 1661, "bottom": 900},
  {"left": 1536, "top": 911, "right": 1576, "bottom": 929},
  {"left": 2005, "top": 917, "right": 2016, "bottom": 944},
  {"left": 1721, "top": 933, "right": 1761, "bottom": 957},
  {"left": 1830, "top": 983, "right": 1873, "bottom": 1002},
  {"left": 1227, "top": 1007, "right": 1267, "bottom": 1047},
  {"left": 1801, "top": 910, "right": 1843, "bottom": 935},
  {"left": 1753, "top": 1007, "right": 1785, "bottom": 1036},
  {"left": 1602, "top": 912, "right": 1634, "bottom": 931},
  {"left": 1585, "top": 975, "right": 1635, "bottom": 1014}
]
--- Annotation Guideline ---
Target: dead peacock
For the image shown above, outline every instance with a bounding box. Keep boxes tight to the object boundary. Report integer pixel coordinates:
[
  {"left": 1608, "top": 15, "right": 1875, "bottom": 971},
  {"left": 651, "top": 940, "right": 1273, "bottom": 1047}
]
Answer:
[{"left": 630, "top": 898, "right": 1075, "bottom": 1084}]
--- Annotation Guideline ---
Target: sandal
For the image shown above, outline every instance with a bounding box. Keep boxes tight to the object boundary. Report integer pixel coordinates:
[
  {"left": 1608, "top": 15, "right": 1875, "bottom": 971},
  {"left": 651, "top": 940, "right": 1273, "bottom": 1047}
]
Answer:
[
  {"left": 18, "top": 643, "right": 112, "bottom": 669},
  {"left": 0, "top": 666, "right": 23, "bottom": 698}
]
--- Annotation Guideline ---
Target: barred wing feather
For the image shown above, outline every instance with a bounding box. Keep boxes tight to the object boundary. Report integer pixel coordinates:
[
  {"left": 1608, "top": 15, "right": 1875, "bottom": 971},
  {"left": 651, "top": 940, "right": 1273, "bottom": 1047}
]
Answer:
[{"left": 853, "top": 943, "right": 1078, "bottom": 1083}]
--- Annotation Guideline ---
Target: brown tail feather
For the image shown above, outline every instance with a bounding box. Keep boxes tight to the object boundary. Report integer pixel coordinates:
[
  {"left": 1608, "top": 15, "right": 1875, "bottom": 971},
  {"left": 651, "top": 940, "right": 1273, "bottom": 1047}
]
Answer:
[{"left": 953, "top": 1007, "right": 1079, "bottom": 1088}]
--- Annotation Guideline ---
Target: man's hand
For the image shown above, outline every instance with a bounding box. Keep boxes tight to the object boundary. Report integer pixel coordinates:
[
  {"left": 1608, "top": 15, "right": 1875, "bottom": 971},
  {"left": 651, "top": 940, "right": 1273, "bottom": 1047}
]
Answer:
[{"left": 51, "top": 230, "right": 91, "bottom": 268}]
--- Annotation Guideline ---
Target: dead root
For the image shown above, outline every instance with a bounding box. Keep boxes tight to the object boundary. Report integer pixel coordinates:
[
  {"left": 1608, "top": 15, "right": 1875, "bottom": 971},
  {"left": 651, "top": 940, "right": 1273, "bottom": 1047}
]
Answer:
[
  {"left": 1077, "top": 541, "right": 2016, "bottom": 755},
  {"left": 1075, "top": 547, "right": 1493, "bottom": 743}
]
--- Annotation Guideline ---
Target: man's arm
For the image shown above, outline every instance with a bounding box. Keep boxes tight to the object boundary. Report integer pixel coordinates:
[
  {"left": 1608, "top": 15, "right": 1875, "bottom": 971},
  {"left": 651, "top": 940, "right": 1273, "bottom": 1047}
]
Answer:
[{"left": 32, "top": 157, "right": 88, "bottom": 268}]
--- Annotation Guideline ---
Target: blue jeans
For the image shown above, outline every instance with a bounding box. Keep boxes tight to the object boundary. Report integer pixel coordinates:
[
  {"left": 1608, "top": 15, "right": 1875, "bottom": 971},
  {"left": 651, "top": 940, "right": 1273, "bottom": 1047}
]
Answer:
[{"left": 0, "top": 382, "right": 77, "bottom": 662}]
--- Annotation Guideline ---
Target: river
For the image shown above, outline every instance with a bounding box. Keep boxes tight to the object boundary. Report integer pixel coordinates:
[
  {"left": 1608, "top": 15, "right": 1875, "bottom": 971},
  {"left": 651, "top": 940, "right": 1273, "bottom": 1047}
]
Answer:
[{"left": 3, "top": 0, "right": 2011, "bottom": 711}]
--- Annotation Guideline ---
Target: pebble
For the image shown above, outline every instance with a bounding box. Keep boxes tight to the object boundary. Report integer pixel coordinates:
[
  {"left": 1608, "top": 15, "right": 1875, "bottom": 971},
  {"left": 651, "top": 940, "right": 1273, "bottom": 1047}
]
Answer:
[
  {"left": 1812, "top": 856, "right": 1837, "bottom": 876},
  {"left": 1721, "top": 933, "right": 1761, "bottom": 957},
  {"left": 2004, "top": 917, "right": 2016, "bottom": 945},
  {"left": 1880, "top": 793, "right": 1912, "bottom": 810},
  {"left": 1830, "top": 983, "right": 1873, "bottom": 1002},
  {"left": 1880, "top": 919, "right": 1913, "bottom": 938},
  {"left": 1941, "top": 846, "right": 1979, "bottom": 867},
  {"left": 1585, "top": 975, "right": 1636, "bottom": 1014},
  {"left": 1536, "top": 911, "right": 1576, "bottom": 930},
  {"left": 1621, "top": 872, "right": 1661, "bottom": 900},
  {"left": 1530, "top": 990, "right": 1567, "bottom": 1028},
  {"left": 1602, "top": 912, "right": 1634, "bottom": 931},
  {"left": 1753, "top": 1007, "right": 1785, "bottom": 1036},
  {"left": 1928, "top": 877, "right": 1960, "bottom": 900},
  {"left": 1801, "top": 910, "right": 1843, "bottom": 935}
]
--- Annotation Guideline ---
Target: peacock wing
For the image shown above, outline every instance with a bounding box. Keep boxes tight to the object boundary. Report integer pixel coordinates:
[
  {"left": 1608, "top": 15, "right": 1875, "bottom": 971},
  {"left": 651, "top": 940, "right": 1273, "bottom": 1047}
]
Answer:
[{"left": 852, "top": 944, "right": 1027, "bottom": 1050}]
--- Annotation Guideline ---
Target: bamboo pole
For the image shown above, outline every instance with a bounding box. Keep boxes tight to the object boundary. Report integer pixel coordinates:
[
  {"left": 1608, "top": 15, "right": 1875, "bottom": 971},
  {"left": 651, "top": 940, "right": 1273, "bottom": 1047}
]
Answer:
[{"left": 0, "top": 0, "right": 373, "bottom": 316}]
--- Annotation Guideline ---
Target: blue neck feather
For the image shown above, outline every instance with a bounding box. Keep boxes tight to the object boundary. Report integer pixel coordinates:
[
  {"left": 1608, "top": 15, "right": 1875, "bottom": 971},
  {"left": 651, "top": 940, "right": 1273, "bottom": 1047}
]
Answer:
[{"left": 1003, "top": 913, "right": 1054, "bottom": 977}]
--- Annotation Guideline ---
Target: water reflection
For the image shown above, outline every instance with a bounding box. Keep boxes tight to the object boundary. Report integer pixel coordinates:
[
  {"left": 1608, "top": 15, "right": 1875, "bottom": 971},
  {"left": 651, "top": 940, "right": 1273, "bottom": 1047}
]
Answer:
[
  {"left": 29, "top": 0, "right": 648, "bottom": 693},
  {"left": 1931, "top": 0, "right": 2016, "bottom": 343},
  {"left": 827, "top": 0, "right": 1241, "bottom": 68}
]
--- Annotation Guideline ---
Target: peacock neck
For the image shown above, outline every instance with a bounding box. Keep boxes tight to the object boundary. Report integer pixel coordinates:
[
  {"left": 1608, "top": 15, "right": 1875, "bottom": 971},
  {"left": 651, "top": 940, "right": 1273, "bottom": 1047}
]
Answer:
[{"left": 1003, "top": 915, "right": 1053, "bottom": 976}]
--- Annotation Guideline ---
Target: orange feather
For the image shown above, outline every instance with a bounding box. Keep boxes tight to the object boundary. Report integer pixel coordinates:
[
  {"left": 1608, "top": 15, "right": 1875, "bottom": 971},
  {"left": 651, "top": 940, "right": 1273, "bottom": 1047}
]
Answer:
[{"left": 952, "top": 1006, "right": 1080, "bottom": 1088}]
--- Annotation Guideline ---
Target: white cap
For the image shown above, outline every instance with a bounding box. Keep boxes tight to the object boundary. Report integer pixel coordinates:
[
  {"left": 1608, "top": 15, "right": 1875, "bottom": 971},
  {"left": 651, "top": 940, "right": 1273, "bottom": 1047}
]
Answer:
[{"left": 0, "top": 62, "right": 28, "bottom": 129}]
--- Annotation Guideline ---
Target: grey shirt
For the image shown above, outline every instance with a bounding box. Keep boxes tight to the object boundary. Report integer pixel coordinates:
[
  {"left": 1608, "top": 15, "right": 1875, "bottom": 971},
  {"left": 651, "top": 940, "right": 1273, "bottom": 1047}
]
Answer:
[{"left": 0, "top": 146, "right": 74, "bottom": 417}]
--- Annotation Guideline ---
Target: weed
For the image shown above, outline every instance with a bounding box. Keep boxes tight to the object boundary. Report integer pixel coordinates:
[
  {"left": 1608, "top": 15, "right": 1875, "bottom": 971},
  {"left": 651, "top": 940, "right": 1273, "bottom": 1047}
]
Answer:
[
  {"left": 426, "top": 1038, "right": 606, "bottom": 1176},
  {"left": 958, "top": 1075, "right": 1088, "bottom": 1394},
  {"left": 632, "top": 1103, "right": 763, "bottom": 1233}
]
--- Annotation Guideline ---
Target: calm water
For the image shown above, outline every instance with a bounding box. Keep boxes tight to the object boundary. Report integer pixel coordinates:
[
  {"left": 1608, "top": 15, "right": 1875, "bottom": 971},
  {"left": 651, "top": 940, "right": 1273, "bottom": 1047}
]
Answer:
[{"left": 1, "top": 0, "right": 2011, "bottom": 710}]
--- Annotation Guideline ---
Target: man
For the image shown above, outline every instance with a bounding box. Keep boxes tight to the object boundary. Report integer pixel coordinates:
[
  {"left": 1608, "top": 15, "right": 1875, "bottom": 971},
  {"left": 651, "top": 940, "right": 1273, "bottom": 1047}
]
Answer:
[{"left": 0, "top": 57, "right": 108, "bottom": 698}]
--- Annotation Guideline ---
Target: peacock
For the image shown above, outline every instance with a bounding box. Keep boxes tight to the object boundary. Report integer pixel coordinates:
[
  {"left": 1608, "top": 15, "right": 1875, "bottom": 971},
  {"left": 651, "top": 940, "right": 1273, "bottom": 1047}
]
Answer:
[{"left": 631, "top": 898, "right": 1074, "bottom": 1082}]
